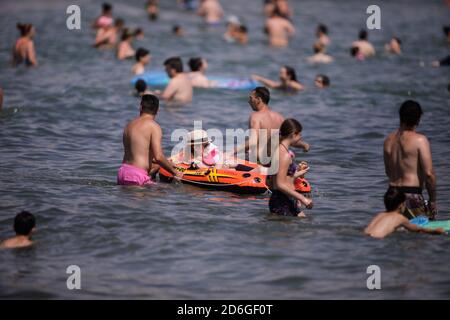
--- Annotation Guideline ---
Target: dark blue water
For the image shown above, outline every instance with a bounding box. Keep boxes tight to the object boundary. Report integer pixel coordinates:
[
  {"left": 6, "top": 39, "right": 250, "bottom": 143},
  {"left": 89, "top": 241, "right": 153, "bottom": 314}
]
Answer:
[{"left": 0, "top": 0, "right": 449, "bottom": 299}]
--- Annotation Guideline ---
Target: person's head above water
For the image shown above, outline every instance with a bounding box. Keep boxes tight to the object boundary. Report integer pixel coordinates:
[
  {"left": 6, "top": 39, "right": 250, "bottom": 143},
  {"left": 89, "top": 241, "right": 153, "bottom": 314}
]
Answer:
[
  {"left": 14, "top": 211, "right": 36, "bottom": 236},
  {"left": 121, "top": 29, "right": 133, "bottom": 41},
  {"left": 135, "top": 79, "right": 147, "bottom": 94},
  {"left": 315, "top": 74, "right": 330, "bottom": 88},
  {"left": 173, "top": 25, "right": 184, "bottom": 36},
  {"left": 140, "top": 94, "right": 159, "bottom": 115},
  {"left": 249, "top": 86, "right": 270, "bottom": 111},
  {"left": 102, "top": 3, "right": 113, "bottom": 15},
  {"left": 164, "top": 57, "right": 183, "bottom": 77},
  {"left": 280, "top": 66, "right": 297, "bottom": 82},
  {"left": 114, "top": 18, "right": 125, "bottom": 29},
  {"left": 279, "top": 118, "right": 303, "bottom": 142},
  {"left": 384, "top": 188, "right": 406, "bottom": 212},
  {"left": 188, "top": 57, "right": 207, "bottom": 72},
  {"left": 359, "top": 29, "right": 368, "bottom": 40},
  {"left": 399, "top": 100, "right": 423, "bottom": 129},
  {"left": 135, "top": 48, "right": 150, "bottom": 64},
  {"left": 317, "top": 23, "right": 328, "bottom": 36},
  {"left": 17, "top": 23, "right": 35, "bottom": 37}
]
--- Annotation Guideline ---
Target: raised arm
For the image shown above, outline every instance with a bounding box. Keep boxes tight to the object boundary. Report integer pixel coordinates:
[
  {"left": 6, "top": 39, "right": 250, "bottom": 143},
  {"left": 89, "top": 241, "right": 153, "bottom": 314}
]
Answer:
[{"left": 251, "top": 74, "right": 280, "bottom": 89}]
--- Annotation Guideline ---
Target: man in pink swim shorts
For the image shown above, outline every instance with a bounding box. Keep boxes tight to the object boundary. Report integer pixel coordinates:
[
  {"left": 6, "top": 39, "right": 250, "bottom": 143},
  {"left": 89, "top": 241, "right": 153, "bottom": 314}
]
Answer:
[{"left": 118, "top": 94, "right": 181, "bottom": 186}]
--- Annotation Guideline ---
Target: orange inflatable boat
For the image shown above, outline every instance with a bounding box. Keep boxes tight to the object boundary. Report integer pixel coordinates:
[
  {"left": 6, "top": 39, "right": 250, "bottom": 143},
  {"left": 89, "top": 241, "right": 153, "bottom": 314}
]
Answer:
[{"left": 159, "top": 161, "right": 312, "bottom": 195}]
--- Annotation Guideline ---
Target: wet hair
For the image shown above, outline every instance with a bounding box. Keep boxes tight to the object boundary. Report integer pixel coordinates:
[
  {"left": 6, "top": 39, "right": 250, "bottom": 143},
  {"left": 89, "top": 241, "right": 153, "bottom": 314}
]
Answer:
[
  {"left": 399, "top": 100, "right": 423, "bottom": 127},
  {"left": 17, "top": 23, "right": 33, "bottom": 36},
  {"left": 102, "top": 3, "right": 112, "bottom": 13},
  {"left": 141, "top": 94, "right": 159, "bottom": 115},
  {"left": 115, "top": 18, "right": 125, "bottom": 28},
  {"left": 164, "top": 57, "right": 183, "bottom": 73},
  {"left": 121, "top": 29, "right": 133, "bottom": 41},
  {"left": 359, "top": 29, "right": 368, "bottom": 40},
  {"left": 133, "top": 28, "right": 143, "bottom": 37},
  {"left": 317, "top": 23, "right": 328, "bottom": 35},
  {"left": 284, "top": 66, "right": 297, "bottom": 81},
  {"left": 272, "top": 7, "right": 283, "bottom": 18},
  {"left": 188, "top": 57, "right": 203, "bottom": 72},
  {"left": 135, "top": 48, "right": 150, "bottom": 61},
  {"left": 393, "top": 37, "right": 402, "bottom": 45},
  {"left": 280, "top": 118, "right": 303, "bottom": 139},
  {"left": 384, "top": 189, "right": 406, "bottom": 211},
  {"left": 253, "top": 87, "right": 270, "bottom": 104},
  {"left": 173, "top": 25, "right": 182, "bottom": 34},
  {"left": 350, "top": 46, "right": 359, "bottom": 57},
  {"left": 135, "top": 79, "right": 147, "bottom": 93},
  {"left": 14, "top": 211, "right": 36, "bottom": 236},
  {"left": 317, "top": 74, "right": 330, "bottom": 87},
  {"left": 239, "top": 25, "right": 248, "bottom": 33},
  {"left": 444, "top": 26, "right": 450, "bottom": 36}
]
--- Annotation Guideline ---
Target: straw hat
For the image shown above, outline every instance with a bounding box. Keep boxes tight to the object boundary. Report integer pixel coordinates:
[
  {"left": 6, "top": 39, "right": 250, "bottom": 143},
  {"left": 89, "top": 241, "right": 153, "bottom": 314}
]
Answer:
[{"left": 186, "top": 130, "right": 211, "bottom": 145}]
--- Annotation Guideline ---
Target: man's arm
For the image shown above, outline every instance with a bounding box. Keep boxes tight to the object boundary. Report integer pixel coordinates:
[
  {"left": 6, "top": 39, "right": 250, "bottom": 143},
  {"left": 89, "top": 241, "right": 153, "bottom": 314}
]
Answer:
[
  {"left": 383, "top": 138, "right": 391, "bottom": 178},
  {"left": 150, "top": 124, "right": 178, "bottom": 176},
  {"left": 291, "top": 139, "right": 310, "bottom": 152},
  {"left": 286, "top": 21, "right": 296, "bottom": 37},
  {"left": 251, "top": 74, "right": 280, "bottom": 89},
  {"left": 161, "top": 80, "right": 177, "bottom": 101},
  {"left": 418, "top": 135, "right": 436, "bottom": 204}
]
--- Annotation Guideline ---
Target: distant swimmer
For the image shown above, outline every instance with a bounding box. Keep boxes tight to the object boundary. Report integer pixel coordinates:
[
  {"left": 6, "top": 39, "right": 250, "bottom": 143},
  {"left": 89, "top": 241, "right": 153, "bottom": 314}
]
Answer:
[
  {"left": 134, "top": 79, "right": 153, "bottom": 97},
  {"left": 118, "top": 94, "right": 181, "bottom": 186},
  {"left": 94, "top": 18, "right": 125, "bottom": 49},
  {"left": 197, "top": 0, "right": 224, "bottom": 25},
  {"left": 231, "top": 87, "right": 310, "bottom": 163},
  {"left": 133, "top": 28, "right": 145, "bottom": 40},
  {"left": 161, "top": 57, "right": 193, "bottom": 104},
  {"left": 187, "top": 57, "right": 217, "bottom": 88},
  {"left": 223, "top": 16, "right": 241, "bottom": 43},
  {"left": 12, "top": 23, "right": 37, "bottom": 67},
  {"left": 384, "top": 100, "right": 437, "bottom": 220},
  {"left": 306, "top": 42, "right": 334, "bottom": 64},
  {"left": 173, "top": 25, "right": 185, "bottom": 37},
  {"left": 146, "top": 0, "right": 159, "bottom": 21},
  {"left": 384, "top": 37, "right": 402, "bottom": 55},
  {"left": 265, "top": 8, "right": 295, "bottom": 47},
  {"left": 264, "top": 0, "right": 293, "bottom": 19},
  {"left": 315, "top": 24, "right": 330, "bottom": 47},
  {"left": 92, "top": 3, "right": 113, "bottom": 29},
  {"left": 0, "top": 211, "right": 36, "bottom": 249},
  {"left": 117, "top": 29, "right": 135, "bottom": 60},
  {"left": 314, "top": 74, "right": 330, "bottom": 89},
  {"left": 252, "top": 66, "right": 305, "bottom": 91},
  {"left": 132, "top": 48, "right": 151, "bottom": 75},
  {"left": 365, "top": 189, "right": 444, "bottom": 239},
  {"left": 269, "top": 119, "right": 313, "bottom": 217},
  {"left": 350, "top": 46, "right": 364, "bottom": 61},
  {"left": 236, "top": 25, "right": 249, "bottom": 44},
  {"left": 351, "top": 29, "right": 375, "bottom": 58}
]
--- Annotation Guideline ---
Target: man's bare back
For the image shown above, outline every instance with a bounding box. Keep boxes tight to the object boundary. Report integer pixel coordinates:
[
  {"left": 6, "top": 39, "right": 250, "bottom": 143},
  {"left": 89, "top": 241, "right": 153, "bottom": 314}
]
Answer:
[
  {"left": 162, "top": 73, "right": 193, "bottom": 104},
  {"left": 123, "top": 114, "right": 158, "bottom": 172},
  {"left": 266, "top": 16, "right": 295, "bottom": 47}
]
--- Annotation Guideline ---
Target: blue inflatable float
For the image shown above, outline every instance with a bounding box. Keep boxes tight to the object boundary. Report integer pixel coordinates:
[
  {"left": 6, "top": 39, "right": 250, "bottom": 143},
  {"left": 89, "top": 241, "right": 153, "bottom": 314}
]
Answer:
[{"left": 131, "top": 71, "right": 260, "bottom": 91}]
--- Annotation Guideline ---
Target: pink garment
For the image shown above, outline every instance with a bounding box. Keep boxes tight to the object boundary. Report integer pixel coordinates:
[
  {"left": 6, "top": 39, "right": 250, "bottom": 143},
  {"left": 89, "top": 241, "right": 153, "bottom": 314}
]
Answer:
[
  {"left": 202, "top": 144, "right": 219, "bottom": 166},
  {"left": 117, "top": 163, "right": 155, "bottom": 186},
  {"left": 97, "top": 16, "right": 113, "bottom": 28}
]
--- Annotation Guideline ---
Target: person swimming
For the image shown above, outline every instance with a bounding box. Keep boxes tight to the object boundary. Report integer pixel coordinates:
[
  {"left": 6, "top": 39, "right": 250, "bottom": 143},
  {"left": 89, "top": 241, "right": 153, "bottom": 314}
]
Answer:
[
  {"left": 306, "top": 42, "right": 334, "bottom": 64},
  {"left": 315, "top": 23, "right": 330, "bottom": 47},
  {"left": 117, "top": 29, "right": 135, "bottom": 60},
  {"left": 0, "top": 211, "right": 36, "bottom": 249},
  {"left": 187, "top": 57, "right": 217, "bottom": 88},
  {"left": 159, "top": 57, "right": 193, "bottom": 104},
  {"left": 173, "top": 25, "right": 185, "bottom": 37},
  {"left": 132, "top": 48, "right": 151, "bottom": 75},
  {"left": 251, "top": 66, "right": 305, "bottom": 91},
  {"left": 351, "top": 29, "right": 376, "bottom": 58},
  {"left": 269, "top": 119, "right": 313, "bottom": 217},
  {"left": 12, "top": 23, "right": 38, "bottom": 67},
  {"left": 364, "top": 189, "right": 444, "bottom": 239},
  {"left": 385, "top": 37, "right": 402, "bottom": 55},
  {"left": 92, "top": 3, "right": 113, "bottom": 29},
  {"left": 265, "top": 8, "right": 295, "bottom": 47},
  {"left": 197, "top": 0, "right": 224, "bottom": 26},
  {"left": 94, "top": 18, "right": 125, "bottom": 49},
  {"left": 350, "top": 46, "right": 365, "bottom": 61},
  {"left": 314, "top": 74, "right": 330, "bottom": 89},
  {"left": 134, "top": 79, "right": 153, "bottom": 97},
  {"left": 146, "top": 0, "right": 159, "bottom": 21}
]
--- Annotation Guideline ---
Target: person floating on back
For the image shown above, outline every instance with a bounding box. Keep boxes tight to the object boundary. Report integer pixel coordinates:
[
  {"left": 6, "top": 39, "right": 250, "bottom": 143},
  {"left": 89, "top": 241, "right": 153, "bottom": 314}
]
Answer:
[
  {"left": 12, "top": 23, "right": 38, "bottom": 67},
  {"left": 365, "top": 189, "right": 444, "bottom": 239},
  {"left": 0, "top": 211, "right": 36, "bottom": 249}
]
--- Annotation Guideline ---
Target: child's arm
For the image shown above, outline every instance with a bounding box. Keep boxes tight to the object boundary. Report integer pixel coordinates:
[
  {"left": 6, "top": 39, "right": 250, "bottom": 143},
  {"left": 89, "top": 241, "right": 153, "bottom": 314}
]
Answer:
[{"left": 402, "top": 220, "right": 445, "bottom": 235}]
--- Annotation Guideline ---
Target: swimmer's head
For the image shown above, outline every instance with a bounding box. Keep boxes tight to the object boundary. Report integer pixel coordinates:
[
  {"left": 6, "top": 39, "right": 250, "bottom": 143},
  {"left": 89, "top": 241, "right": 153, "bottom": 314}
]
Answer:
[
  {"left": 317, "top": 24, "right": 328, "bottom": 36},
  {"left": 384, "top": 189, "right": 406, "bottom": 212},
  {"left": 173, "top": 25, "right": 184, "bottom": 36},
  {"left": 280, "top": 66, "right": 297, "bottom": 82},
  {"left": 135, "top": 48, "right": 150, "bottom": 64},
  {"left": 121, "top": 29, "right": 133, "bottom": 41},
  {"left": 135, "top": 80, "right": 147, "bottom": 94},
  {"left": 315, "top": 74, "right": 330, "bottom": 89},
  {"left": 14, "top": 211, "right": 36, "bottom": 236},
  {"left": 358, "top": 29, "right": 368, "bottom": 40},
  {"left": 188, "top": 57, "right": 207, "bottom": 72},
  {"left": 239, "top": 25, "right": 248, "bottom": 34},
  {"left": 17, "top": 23, "right": 34, "bottom": 37},
  {"left": 350, "top": 46, "right": 359, "bottom": 57},
  {"left": 399, "top": 100, "right": 423, "bottom": 128},
  {"left": 164, "top": 57, "right": 183, "bottom": 77},
  {"left": 102, "top": 3, "right": 113, "bottom": 15},
  {"left": 133, "top": 28, "right": 144, "bottom": 39},
  {"left": 114, "top": 18, "right": 125, "bottom": 29},
  {"left": 140, "top": 94, "right": 159, "bottom": 116},
  {"left": 249, "top": 87, "right": 270, "bottom": 110},
  {"left": 313, "top": 42, "right": 325, "bottom": 54},
  {"left": 280, "top": 118, "right": 303, "bottom": 143}
]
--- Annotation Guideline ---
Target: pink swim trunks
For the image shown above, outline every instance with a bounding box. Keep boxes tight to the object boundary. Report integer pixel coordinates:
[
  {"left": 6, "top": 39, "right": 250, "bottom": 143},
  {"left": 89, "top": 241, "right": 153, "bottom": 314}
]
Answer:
[{"left": 117, "top": 163, "right": 156, "bottom": 186}]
